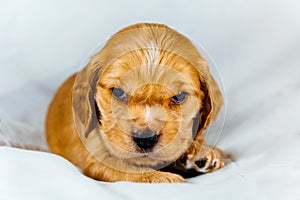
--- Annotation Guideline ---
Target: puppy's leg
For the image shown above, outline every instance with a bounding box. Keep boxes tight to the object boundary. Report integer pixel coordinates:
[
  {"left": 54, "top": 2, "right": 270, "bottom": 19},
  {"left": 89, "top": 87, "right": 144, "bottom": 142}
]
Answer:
[
  {"left": 178, "top": 137, "right": 225, "bottom": 174},
  {"left": 82, "top": 157, "right": 186, "bottom": 183},
  {"left": 184, "top": 144, "right": 225, "bottom": 173}
]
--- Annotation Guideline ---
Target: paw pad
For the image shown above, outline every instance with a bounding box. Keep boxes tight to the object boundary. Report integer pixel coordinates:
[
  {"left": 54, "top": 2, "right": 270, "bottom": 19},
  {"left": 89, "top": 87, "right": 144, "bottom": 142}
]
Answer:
[
  {"left": 195, "top": 158, "right": 207, "bottom": 168},
  {"left": 182, "top": 149, "right": 225, "bottom": 173}
]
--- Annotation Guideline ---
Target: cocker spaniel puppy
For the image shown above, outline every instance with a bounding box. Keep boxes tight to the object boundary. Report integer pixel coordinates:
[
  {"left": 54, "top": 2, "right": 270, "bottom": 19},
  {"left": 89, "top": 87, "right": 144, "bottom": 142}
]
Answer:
[{"left": 46, "top": 23, "right": 225, "bottom": 183}]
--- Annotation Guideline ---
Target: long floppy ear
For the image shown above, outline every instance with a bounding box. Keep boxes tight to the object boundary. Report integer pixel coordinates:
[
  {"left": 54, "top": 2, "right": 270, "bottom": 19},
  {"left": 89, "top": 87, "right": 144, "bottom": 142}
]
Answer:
[
  {"left": 72, "top": 64, "right": 101, "bottom": 139},
  {"left": 195, "top": 74, "right": 224, "bottom": 137}
]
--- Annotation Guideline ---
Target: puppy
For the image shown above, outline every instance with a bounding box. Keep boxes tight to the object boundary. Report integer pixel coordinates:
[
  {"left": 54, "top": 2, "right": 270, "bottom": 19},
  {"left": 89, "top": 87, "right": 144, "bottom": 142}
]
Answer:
[{"left": 46, "top": 23, "right": 225, "bottom": 183}]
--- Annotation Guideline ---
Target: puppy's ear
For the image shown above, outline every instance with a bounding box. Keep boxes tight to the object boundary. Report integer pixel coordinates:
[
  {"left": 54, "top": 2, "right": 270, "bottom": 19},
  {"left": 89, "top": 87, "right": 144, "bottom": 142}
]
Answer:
[
  {"left": 197, "top": 74, "right": 223, "bottom": 136},
  {"left": 72, "top": 64, "right": 101, "bottom": 138}
]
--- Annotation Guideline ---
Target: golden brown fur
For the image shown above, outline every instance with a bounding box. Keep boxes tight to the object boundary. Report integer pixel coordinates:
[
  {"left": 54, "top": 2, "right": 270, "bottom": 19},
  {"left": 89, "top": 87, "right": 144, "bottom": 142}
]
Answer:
[{"left": 46, "top": 23, "right": 225, "bottom": 183}]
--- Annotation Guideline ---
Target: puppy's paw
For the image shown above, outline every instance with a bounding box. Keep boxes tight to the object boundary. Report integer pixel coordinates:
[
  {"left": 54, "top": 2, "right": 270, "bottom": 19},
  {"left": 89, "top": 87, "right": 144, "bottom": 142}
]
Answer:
[
  {"left": 136, "top": 171, "right": 186, "bottom": 183},
  {"left": 183, "top": 147, "right": 225, "bottom": 174}
]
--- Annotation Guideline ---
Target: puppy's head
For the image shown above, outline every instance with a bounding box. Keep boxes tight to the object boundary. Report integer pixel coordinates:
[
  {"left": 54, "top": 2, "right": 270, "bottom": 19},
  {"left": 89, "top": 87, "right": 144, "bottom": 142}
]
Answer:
[{"left": 73, "top": 23, "right": 223, "bottom": 169}]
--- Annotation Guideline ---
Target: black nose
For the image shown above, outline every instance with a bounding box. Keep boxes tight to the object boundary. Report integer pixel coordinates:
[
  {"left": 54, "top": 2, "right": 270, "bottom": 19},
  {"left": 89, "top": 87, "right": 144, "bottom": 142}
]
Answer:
[{"left": 133, "top": 130, "right": 158, "bottom": 150}]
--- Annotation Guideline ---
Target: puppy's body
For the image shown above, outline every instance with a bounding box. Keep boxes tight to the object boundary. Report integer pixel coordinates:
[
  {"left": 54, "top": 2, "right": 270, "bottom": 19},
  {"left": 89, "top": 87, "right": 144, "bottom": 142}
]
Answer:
[{"left": 46, "top": 23, "right": 224, "bottom": 183}]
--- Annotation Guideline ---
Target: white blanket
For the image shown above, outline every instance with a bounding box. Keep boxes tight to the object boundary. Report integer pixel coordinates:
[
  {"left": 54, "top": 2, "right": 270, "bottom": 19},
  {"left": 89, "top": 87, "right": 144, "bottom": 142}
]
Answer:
[{"left": 1, "top": 0, "right": 299, "bottom": 199}]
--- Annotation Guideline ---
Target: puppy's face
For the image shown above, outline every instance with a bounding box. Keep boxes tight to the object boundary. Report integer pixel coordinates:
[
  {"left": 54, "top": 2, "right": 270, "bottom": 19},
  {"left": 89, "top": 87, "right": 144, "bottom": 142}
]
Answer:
[{"left": 95, "top": 48, "right": 205, "bottom": 168}]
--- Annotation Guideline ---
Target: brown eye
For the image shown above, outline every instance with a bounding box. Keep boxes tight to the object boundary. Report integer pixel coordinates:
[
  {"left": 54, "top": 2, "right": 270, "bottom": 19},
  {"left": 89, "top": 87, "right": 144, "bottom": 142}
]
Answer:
[
  {"left": 170, "top": 92, "right": 188, "bottom": 104},
  {"left": 111, "top": 87, "right": 127, "bottom": 101}
]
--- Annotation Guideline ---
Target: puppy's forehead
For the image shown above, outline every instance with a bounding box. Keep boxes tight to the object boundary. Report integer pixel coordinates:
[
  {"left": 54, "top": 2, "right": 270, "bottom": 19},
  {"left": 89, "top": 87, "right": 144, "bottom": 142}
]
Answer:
[{"left": 99, "top": 49, "right": 200, "bottom": 94}]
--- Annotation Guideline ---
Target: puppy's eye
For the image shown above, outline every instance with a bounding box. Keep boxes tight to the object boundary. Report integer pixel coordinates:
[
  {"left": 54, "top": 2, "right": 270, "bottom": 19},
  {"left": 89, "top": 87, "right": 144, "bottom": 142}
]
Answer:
[
  {"left": 170, "top": 92, "right": 188, "bottom": 104},
  {"left": 111, "top": 87, "right": 127, "bottom": 101}
]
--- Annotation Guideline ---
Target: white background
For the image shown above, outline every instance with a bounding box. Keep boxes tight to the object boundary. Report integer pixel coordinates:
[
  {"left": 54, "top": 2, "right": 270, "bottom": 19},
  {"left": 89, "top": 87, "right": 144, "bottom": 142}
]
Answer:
[{"left": 0, "top": 0, "right": 300, "bottom": 200}]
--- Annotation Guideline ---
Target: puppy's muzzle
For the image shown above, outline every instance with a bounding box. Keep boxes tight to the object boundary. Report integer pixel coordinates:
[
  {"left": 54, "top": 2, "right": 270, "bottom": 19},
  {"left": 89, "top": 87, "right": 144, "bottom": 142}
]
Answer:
[{"left": 133, "top": 130, "right": 158, "bottom": 150}]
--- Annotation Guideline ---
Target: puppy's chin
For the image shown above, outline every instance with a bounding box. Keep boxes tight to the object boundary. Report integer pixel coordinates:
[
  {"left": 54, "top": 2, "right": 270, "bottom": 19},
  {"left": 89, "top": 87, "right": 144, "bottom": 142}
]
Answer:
[
  {"left": 124, "top": 156, "right": 173, "bottom": 169},
  {"left": 109, "top": 148, "right": 188, "bottom": 169}
]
